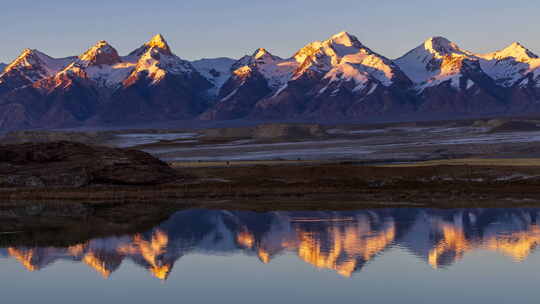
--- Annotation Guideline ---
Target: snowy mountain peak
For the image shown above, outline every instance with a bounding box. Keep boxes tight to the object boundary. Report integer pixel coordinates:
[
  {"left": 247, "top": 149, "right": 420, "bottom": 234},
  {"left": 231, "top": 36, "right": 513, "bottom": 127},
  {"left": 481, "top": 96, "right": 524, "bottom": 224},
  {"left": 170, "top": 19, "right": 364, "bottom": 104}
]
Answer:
[
  {"left": 253, "top": 48, "right": 271, "bottom": 59},
  {"left": 145, "top": 34, "right": 172, "bottom": 55},
  {"left": 293, "top": 32, "right": 365, "bottom": 64},
  {"left": 123, "top": 35, "right": 195, "bottom": 85},
  {"left": 328, "top": 31, "right": 362, "bottom": 48},
  {"left": 290, "top": 32, "right": 400, "bottom": 87},
  {"left": 251, "top": 48, "right": 282, "bottom": 64},
  {"left": 6, "top": 49, "right": 43, "bottom": 70},
  {"left": 395, "top": 37, "right": 476, "bottom": 85},
  {"left": 78, "top": 40, "right": 121, "bottom": 66},
  {"left": 229, "top": 48, "right": 296, "bottom": 89},
  {"left": 482, "top": 42, "right": 539, "bottom": 62},
  {"left": 19, "top": 48, "right": 35, "bottom": 58},
  {"left": 476, "top": 42, "right": 540, "bottom": 87},
  {"left": 423, "top": 36, "right": 468, "bottom": 57},
  {"left": 510, "top": 41, "right": 526, "bottom": 49},
  {"left": 3, "top": 49, "right": 75, "bottom": 81},
  {"left": 128, "top": 34, "right": 173, "bottom": 58}
]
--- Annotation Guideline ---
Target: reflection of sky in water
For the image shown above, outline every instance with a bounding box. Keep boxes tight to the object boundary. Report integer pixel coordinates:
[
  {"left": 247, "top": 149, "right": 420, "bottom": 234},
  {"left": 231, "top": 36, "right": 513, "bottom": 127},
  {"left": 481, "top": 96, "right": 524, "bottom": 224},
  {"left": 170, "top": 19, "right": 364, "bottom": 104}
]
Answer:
[{"left": 2, "top": 208, "right": 540, "bottom": 303}]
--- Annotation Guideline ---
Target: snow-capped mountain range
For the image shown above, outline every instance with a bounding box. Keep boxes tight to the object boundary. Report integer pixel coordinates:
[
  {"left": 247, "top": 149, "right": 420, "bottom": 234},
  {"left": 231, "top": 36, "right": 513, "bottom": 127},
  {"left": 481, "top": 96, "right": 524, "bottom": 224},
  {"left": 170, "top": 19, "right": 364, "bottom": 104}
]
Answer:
[{"left": 0, "top": 32, "right": 539, "bottom": 130}]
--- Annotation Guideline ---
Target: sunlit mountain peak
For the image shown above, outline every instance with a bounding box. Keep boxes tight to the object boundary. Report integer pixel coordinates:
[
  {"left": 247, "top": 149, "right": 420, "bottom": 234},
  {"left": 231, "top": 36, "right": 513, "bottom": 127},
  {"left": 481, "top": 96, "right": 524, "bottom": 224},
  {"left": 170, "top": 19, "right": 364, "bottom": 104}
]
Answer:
[
  {"left": 4, "top": 48, "right": 71, "bottom": 78},
  {"left": 78, "top": 40, "right": 121, "bottom": 66},
  {"left": 253, "top": 48, "right": 272, "bottom": 60},
  {"left": 328, "top": 31, "right": 362, "bottom": 48},
  {"left": 481, "top": 42, "right": 539, "bottom": 62},
  {"left": 5, "top": 49, "right": 41, "bottom": 71},
  {"left": 145, "top": 34, "right": 172, "bottom": 55},
  {"left": 423, "top": 36, "right": 469, "bottom": 57},
  {"left": 127, "top": 34, "right": 173, "bottom": 59}
]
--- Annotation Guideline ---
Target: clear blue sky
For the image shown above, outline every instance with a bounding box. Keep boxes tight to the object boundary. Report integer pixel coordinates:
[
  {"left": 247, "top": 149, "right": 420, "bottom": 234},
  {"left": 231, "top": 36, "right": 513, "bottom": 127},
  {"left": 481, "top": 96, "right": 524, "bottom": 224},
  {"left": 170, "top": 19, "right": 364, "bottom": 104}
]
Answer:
[{"left": 0, "top": 0, "right": 538, "bottom": 63}]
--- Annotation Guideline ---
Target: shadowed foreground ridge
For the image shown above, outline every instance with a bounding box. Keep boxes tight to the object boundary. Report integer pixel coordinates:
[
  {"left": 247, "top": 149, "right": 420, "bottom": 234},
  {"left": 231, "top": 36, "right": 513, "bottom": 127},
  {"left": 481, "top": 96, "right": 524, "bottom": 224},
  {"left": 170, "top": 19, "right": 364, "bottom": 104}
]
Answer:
[{"left": 0, "top": 141, "right": 180, "bottom": 187}]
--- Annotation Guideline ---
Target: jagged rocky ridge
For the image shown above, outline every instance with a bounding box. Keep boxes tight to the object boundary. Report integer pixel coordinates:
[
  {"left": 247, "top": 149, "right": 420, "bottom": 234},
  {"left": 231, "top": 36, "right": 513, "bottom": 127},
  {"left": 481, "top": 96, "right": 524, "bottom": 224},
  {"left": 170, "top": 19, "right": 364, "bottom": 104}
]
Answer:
[
  {"left": 0, "top": 34, "right": 212, "bottom": 130},
  {"left": 0, "top": 32, "right": 539, "bottom": 130}
]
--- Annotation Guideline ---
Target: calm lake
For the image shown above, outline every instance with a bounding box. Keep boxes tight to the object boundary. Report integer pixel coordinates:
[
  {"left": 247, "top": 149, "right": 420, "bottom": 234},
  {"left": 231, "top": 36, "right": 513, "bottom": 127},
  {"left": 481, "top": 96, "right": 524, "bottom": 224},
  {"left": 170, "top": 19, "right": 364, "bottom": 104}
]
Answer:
[{"left": 2, "top": 208, "right": 540, "bottom": 303}]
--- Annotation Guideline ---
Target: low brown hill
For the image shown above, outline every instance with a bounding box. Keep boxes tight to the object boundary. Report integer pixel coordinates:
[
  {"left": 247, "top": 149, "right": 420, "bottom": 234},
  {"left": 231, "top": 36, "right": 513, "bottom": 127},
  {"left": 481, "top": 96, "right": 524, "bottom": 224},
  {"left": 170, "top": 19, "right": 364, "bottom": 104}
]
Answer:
[{"left": 0, "top": 141, "right": 179, "bottom": 187}]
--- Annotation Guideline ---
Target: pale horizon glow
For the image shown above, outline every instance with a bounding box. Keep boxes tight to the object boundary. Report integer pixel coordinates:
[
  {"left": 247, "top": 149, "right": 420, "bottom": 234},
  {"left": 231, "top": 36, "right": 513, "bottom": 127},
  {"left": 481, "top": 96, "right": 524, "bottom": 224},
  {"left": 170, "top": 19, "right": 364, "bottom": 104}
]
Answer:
[{"left": 0, "top": 0, "right": 538, "bottom": 63}]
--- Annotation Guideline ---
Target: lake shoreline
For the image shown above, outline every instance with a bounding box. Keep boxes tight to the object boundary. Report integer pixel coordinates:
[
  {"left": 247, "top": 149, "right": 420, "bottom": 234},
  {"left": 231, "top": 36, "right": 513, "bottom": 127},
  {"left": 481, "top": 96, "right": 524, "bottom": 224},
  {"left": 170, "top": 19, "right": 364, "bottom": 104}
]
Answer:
[{"left": 3, "top": 160, "right": 540, "bottom": 242}]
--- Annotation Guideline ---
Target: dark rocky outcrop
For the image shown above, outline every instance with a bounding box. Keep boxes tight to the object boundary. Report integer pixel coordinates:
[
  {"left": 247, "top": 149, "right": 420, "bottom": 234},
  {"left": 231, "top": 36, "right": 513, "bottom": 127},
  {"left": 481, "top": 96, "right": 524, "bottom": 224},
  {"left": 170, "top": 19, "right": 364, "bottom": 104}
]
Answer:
[{"left": 0, "top": 141, "right": 179, "bottom": 188}]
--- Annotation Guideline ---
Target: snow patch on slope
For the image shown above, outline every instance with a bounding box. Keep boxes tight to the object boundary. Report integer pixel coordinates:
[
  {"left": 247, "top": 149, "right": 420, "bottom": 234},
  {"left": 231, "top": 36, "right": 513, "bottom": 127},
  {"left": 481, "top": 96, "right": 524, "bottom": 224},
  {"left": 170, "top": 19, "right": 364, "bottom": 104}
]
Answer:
[
  {"left": 32, "top": 51, "right": 75, "bottom": 76},
  {"left": 325, "top": 63, "right": 370, "bottom": 88},
  {"left": 258, "top": 60, "right": 298, "bottom": 89},
  {"left": 85, "top": 62, "right": 135, "bottom": 87},
  {"left": 341, "top": 52, "right": 394, "bottom": 86},
  {"left": 231, "top": 48, "right": 299, "bottom": 91},
  {"left": 192, "top": 57, "right": 236, "bottom": 95}
]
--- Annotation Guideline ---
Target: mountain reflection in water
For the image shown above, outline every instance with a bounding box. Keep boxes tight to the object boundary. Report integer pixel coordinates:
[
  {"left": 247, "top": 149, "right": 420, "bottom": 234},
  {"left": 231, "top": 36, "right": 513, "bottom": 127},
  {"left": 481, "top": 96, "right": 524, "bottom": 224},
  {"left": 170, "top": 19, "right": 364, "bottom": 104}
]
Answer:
[{"left": 2, "top": 208, "right": 540, "bottom": 280}]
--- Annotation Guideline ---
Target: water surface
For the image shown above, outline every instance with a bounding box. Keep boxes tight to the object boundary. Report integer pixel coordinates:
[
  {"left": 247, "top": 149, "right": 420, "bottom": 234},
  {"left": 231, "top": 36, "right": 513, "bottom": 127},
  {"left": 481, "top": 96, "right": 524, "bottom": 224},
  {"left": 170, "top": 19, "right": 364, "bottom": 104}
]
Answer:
[{"left": 2, "top": 208, "right": 540, "bottom": 303}]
